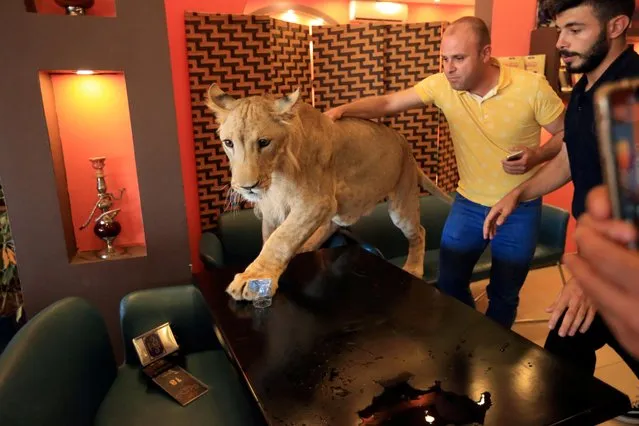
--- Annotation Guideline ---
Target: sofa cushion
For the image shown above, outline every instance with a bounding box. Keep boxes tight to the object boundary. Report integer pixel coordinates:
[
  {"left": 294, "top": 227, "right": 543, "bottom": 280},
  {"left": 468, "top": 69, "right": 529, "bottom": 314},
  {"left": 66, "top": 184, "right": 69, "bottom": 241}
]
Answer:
[{"left": 95, "top": 350, "right": 262, "bottom": 426}]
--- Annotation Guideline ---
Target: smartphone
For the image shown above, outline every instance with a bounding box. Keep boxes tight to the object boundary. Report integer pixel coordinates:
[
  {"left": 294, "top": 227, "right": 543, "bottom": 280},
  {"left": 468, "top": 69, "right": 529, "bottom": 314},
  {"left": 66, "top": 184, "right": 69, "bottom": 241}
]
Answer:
[
  {"left": 505, "top": 150, "right": 524, "bottom": 161},
  {"left": 594, "top": 77, "right": 639, "bottom": 249}
]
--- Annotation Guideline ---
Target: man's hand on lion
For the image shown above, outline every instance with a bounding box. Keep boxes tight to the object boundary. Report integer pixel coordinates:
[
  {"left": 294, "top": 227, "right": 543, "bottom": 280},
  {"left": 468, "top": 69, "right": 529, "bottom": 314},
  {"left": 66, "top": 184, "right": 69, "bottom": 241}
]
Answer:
[
  {"left": 324, "top": 107, "right": 343, "bottom": 121},
  {"left": 226, "top": 263, "right": 281, "bottom": 301}
]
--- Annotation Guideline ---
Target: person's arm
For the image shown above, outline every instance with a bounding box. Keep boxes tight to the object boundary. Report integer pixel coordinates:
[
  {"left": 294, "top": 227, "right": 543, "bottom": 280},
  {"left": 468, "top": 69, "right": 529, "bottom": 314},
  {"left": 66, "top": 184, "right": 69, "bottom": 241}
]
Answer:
[
  {"left": 325, "top": 73, "right": 443, "bottom": 121},
  {"left": 324, "top": 87, "right": 424, "bottom": 121},
  {"left": 516, "top": 142, "right": 572, "bottom": 199},
  {"left": 502, "top": 115, "right": 565, "bottom": 175},
  {"left": 483, "top": 143, "right": 571, "bottom": 239},
  {"left": 536, "top": 128, "right": 565, "bottom": 164}
]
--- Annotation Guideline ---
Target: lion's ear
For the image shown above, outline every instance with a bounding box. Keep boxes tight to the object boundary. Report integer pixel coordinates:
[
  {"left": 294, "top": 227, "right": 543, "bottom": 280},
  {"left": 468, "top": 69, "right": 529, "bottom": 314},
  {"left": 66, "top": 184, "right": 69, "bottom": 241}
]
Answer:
[
  {"left": 274, "top": 88, "right": 301, "bottom": 121},
  {"left": 205, "top": 84, "right": 237, "bottom": 123}
]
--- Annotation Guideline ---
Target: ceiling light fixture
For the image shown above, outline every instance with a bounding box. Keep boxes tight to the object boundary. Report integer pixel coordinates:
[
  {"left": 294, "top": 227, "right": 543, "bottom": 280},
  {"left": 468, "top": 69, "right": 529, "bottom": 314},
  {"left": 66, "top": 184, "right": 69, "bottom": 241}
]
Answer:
[{"left": 375, "top": 2, "right": 403, "bottom": 14}]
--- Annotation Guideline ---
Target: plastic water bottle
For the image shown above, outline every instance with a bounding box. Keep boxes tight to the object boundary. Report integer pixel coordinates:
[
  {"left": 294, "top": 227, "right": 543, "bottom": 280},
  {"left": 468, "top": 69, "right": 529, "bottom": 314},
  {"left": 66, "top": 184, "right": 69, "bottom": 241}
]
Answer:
[{"left": 249, "top": 279, "right": 272, "bottom": 309}]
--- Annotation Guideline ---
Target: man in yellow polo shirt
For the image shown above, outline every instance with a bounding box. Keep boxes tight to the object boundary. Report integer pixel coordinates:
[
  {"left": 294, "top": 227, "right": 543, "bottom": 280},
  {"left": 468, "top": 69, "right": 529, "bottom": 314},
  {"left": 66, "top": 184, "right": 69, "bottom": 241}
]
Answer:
[{"left": 325, "top": 16, "right": 565, "bottom": 328}]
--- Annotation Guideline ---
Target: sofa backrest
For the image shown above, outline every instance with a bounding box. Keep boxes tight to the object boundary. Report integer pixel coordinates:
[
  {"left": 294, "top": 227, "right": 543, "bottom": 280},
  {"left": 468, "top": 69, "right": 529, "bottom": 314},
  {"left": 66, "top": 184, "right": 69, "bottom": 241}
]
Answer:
[
  {"left": 217, "top": 209, "right": 263, "bottom": 266},
  {"left": 214, "top": 195, "right": 452, "bottom": 265},
  {"left": 0, "top": 297, "right": 116, "bottom": 426},
  {"left": 211, "top": 197, "right": 567, "bottom": 271}
]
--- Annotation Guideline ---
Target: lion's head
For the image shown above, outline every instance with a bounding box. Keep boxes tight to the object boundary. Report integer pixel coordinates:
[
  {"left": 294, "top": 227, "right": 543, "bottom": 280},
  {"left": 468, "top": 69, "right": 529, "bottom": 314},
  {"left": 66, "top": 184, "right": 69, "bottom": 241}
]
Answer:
[{"left": 205, "top": 84, "right": 301, "bottom": 203}]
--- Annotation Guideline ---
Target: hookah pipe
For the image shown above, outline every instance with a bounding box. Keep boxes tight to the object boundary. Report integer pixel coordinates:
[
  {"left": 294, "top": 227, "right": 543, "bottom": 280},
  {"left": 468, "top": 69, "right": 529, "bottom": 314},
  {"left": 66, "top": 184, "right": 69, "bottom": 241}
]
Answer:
[{"left": 80, "top": 157, "right": 126, "bottom": 259}]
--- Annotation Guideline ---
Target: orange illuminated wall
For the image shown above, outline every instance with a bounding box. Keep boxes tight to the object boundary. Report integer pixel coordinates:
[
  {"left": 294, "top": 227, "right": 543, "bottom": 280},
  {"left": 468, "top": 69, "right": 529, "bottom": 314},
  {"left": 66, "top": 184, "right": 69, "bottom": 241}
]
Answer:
[
  {"left": 244, "top": 0, "right": 349, "bottom": 23},
  {"left": 407, "top": 4, "right": 474, "bottom": 23},
  {"left": 243, "top": 1, "right": 474, "bottom": 25},
  {"left": 490, "top": 0, "right": 537, "bottom": 56},
  {"left": 49, "top": 73, "right": 145, "bottom": 252}
]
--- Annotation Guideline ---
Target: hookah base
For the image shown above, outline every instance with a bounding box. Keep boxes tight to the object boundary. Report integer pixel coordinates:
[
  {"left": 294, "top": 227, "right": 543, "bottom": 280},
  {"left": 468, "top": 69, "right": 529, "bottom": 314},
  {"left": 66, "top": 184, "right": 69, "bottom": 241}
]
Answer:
[
  {"left": 98, "top": 246, "right": 126, "bottom": 260},
  {"left": 98, "top": 238, "right": 126, "bottom": 260}
]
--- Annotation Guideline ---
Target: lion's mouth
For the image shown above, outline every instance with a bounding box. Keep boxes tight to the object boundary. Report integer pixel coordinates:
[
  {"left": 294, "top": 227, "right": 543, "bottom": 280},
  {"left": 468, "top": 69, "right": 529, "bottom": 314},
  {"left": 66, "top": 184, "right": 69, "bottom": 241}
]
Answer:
[
  {"left": 232, "top": 179, "right": 269, "bottom": 203},
  {"left": 238, "top": 188, "right": 263, "bottom": 202}
]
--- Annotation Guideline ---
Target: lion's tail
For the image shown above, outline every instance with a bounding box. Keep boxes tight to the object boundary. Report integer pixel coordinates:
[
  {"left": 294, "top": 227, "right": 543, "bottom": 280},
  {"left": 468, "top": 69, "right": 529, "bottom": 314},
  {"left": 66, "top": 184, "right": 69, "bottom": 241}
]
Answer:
[{"left": 417, "top": 167, "right": 453, "bottom": 205}]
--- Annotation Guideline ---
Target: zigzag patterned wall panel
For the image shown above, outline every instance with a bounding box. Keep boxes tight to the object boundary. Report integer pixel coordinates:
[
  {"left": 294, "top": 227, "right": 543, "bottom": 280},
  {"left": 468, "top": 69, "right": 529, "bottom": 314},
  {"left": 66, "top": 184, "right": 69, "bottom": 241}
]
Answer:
[
  {"left": 437, "top": 113, "right": 459, "bottom": 193},
  {"left": 434, "top": 21, "right": 459, "bottom": 192},
  {"left": 382, "top": 23, "right": 443, "bottom": 188},
  {"left": 312, "top": 24, "right": 386, "bottom": 113},
  {"left": 270, "top": 20, "right": 312, "bottom": 102}
]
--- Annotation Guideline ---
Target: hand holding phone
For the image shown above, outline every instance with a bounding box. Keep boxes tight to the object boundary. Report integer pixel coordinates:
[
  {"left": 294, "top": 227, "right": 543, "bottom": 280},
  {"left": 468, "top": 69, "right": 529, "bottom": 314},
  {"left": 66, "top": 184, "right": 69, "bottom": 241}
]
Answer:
[{"left": 505, "top": 150, "right": 524, "bottom": 162}]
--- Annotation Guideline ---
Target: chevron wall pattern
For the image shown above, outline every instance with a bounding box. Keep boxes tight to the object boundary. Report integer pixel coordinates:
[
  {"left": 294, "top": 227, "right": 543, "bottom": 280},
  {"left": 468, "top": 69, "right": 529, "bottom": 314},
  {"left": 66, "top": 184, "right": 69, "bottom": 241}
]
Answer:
[
  {"left": 381, "top": 23, "right": 443, "bottom": 188},
  {"left": 185, "top": 13, "right": 458, "bottom": 231}
]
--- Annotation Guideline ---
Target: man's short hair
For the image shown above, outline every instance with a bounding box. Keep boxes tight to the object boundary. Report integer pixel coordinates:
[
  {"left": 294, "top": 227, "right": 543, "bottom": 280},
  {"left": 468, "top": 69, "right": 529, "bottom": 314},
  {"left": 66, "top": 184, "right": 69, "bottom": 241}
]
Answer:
[
  {"left": 449, "top": 16, "right": 491, "bottom": 48},
  {"left": 542, "top": 0, "right": 635, "bottom": 24}
]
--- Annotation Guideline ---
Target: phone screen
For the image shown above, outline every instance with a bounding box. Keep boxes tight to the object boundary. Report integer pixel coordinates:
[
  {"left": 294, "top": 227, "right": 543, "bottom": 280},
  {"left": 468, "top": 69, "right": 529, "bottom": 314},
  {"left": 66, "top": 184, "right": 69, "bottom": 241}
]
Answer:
[
  {"left": 599, "top": 83, "right": 639, "bottom": 248},
  {"left": 506, "top": 151, "right": 524, "bottom": 161}
]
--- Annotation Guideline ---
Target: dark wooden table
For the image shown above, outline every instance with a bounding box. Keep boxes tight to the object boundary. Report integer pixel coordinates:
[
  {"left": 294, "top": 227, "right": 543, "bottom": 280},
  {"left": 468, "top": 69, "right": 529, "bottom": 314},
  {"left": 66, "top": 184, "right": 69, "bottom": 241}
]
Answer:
[{"left": 196, "top": 246, "right": 630, "bottom": 426}]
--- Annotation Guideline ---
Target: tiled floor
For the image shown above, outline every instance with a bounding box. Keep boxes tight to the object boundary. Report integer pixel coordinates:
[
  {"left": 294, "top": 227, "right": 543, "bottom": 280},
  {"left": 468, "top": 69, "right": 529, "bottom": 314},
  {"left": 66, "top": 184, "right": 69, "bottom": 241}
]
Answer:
[{"left": 470, "top": 266, "right": 637, "bottom": 426}]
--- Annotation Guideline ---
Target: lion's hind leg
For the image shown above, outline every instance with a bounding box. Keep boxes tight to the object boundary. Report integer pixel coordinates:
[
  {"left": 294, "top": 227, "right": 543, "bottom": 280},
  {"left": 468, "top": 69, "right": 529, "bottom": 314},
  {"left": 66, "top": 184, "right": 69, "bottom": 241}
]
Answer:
[{"left": 387, "top": 171, "right": 425, "bottom": 279}]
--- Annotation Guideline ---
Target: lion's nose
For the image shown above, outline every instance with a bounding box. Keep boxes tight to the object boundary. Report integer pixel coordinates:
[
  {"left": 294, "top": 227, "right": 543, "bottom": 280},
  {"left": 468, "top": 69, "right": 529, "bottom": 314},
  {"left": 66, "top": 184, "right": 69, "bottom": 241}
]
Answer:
[{"left": 241, "top": 182, "right": 259, "bottom": 190}]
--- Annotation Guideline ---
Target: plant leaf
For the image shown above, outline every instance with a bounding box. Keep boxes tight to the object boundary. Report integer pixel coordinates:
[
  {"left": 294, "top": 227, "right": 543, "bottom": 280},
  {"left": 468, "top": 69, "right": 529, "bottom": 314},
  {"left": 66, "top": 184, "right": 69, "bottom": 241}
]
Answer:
[
  {"left": 1, "top": 246, "right": 8, "bottom": 269},
  {"left": 14, "top": 293, "right": 22, "bottom": 322},
  {"left": 7, "top": 247, "right": 15, "bottom": 265},
  {"left": 2, "top": 264, "right": 15, "bottom": 286}
]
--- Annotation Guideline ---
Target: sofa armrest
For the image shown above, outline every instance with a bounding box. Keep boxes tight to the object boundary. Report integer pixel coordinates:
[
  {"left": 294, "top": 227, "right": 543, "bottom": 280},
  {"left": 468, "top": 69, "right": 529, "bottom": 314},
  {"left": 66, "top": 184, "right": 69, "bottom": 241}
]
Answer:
[
  {"left": 539, "top": 204, "right": 570, "bottom": 252},
  {"left": 0, "top": 298, "right": 116, "bottom": 426},
  {"left": 199, "top": 232, "right": 225, "bottom": 268}
]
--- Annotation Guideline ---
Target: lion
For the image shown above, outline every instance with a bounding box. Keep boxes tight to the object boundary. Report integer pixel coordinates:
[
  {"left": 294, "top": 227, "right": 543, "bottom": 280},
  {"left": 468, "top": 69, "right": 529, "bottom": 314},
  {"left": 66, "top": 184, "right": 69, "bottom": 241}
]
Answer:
[{"left": 205, "top": 84, "right": 452, "bottom": 301}]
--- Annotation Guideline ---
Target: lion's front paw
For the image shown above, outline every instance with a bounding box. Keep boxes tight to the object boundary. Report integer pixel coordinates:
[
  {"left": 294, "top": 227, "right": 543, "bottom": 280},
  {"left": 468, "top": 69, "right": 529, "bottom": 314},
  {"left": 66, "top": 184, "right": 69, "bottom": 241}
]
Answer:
[{"left": 225, "top": 268, "right": 280, "bottom": 301}]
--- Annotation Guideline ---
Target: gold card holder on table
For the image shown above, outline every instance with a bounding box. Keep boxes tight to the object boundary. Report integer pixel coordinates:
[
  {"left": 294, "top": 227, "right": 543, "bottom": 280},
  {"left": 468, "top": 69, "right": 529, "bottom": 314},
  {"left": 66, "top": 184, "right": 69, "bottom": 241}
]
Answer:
[{"left": 132, "top": 323, "right": 209, "bottom": 406}]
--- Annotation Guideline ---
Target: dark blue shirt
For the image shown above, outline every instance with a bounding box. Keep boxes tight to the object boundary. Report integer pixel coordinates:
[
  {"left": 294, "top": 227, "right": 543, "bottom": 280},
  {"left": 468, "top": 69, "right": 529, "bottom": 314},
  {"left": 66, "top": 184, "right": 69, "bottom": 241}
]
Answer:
[{"left": 565, "top": 47, "right": 639, "bottom": 218}]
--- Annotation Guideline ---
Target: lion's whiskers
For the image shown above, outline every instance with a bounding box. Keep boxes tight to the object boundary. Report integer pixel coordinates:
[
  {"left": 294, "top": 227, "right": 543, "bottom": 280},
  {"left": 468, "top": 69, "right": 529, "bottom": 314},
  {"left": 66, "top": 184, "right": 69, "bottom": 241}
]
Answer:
[{"left": 221, "top": 184, "right": 236, "bottom": 213}]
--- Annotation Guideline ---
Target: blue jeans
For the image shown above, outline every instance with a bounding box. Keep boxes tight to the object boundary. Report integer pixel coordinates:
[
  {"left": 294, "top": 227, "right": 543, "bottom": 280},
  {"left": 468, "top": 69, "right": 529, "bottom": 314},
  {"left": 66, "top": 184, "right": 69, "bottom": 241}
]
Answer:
[{"left": 437, "top": 193, "right": 541, "bottom": 328}]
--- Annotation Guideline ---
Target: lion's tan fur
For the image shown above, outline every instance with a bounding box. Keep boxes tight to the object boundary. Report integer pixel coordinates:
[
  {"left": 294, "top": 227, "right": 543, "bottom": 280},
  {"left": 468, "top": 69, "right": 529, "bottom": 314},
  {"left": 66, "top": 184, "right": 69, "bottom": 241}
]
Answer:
[{"left": 206, "top": 85, "right": 451, "bottom": 300}]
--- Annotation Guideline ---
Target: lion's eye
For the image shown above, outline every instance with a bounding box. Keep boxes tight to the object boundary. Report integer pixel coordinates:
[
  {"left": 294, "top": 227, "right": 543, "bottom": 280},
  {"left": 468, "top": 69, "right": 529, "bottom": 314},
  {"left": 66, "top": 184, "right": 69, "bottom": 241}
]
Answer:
[
  {"left": 257, "top": 138, "right": 271, "bottom": 148},
  {"left": 223, "top": 139, "right": 234, "bottom": 148}
]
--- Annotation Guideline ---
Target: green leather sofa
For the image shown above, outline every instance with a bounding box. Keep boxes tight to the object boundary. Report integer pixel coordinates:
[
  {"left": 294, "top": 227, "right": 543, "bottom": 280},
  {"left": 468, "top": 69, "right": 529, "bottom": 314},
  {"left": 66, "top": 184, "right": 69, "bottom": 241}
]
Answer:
[
  {"left": 0, "top": 285, "right": 264, "bottom": 426},
  {"left": 200, "top": 195, "right": 570, "bottom": 285}
]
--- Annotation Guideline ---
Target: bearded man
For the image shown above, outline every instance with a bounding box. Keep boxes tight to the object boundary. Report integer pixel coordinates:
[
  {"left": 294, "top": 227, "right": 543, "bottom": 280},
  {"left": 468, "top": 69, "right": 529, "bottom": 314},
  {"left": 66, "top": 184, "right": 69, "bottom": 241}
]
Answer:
[{"left": 483, "top": 0, "right": 639, "bottom": 422}]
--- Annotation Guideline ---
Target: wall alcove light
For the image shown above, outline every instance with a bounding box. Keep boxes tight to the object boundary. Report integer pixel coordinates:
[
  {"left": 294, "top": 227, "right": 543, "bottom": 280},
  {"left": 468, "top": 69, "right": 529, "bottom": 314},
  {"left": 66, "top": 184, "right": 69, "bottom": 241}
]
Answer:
[
  {"left": 24, "top": 0, "right": 116, "bottom": 17},
  {"left": 39, "top": 70, "right": 146, "bottom": 264}
]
